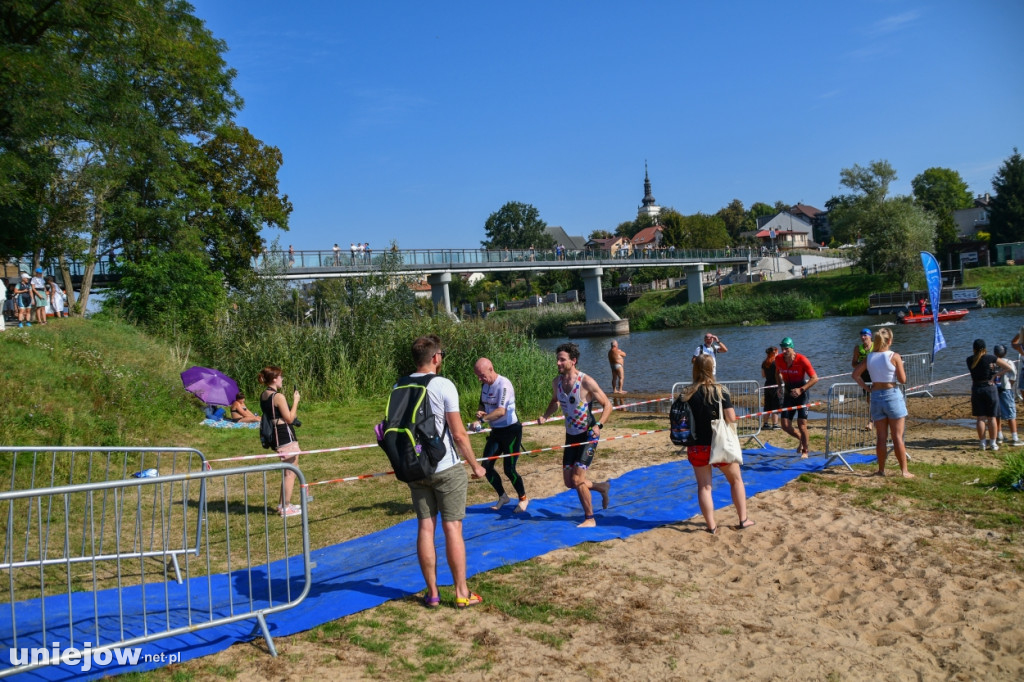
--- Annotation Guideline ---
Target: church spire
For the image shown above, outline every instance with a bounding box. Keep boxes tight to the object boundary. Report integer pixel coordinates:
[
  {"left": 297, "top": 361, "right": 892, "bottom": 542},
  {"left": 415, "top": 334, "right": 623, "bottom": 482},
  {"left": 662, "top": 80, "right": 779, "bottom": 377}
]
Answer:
[{"left": 642, "top": 161, "right": 656, "bottom": 207}]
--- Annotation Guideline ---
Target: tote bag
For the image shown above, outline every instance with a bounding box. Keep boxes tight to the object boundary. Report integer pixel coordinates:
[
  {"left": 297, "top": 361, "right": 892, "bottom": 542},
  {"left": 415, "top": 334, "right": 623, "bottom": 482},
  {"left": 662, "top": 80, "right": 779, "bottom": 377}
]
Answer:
[{"left": 709, "top": 395, "right": 743, "bottom": 465}]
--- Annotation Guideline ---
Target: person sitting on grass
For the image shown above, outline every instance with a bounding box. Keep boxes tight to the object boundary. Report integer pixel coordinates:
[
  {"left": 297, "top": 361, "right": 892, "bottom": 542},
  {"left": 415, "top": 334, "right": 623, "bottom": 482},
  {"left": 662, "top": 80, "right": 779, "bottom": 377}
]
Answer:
[{"left": 230, "top": 392, "right": 260, "bottom": 423}]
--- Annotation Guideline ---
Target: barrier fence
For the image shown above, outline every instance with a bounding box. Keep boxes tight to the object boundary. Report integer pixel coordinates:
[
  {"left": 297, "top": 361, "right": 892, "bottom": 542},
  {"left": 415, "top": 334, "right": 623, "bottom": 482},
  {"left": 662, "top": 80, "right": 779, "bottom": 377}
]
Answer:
[
  {"left": 0, "top": 463, "right": 311, "bottom": 678},
  {"left": 823, "top": 382, "right": 876, "bottom": 471},
  {"left": 901, "top": 353, "right": 935, "bottom": 397},
  {"left": 1, "top": 447, "right": 209, "bottom": 584}
]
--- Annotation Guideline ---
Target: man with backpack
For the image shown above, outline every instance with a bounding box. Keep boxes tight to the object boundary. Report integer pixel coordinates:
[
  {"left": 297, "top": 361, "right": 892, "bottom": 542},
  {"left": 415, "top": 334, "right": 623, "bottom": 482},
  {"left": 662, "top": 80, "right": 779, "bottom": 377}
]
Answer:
[{"left": 389, "top": 335, "right": 486, "bottom": 608}]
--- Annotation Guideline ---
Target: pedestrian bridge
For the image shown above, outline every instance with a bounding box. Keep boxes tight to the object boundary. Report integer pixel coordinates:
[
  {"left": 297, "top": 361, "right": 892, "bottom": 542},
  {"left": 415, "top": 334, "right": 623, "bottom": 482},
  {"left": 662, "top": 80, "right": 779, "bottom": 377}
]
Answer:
[
  {"left": 17, "top": 246, "right": 757, "bottom": 323},
  {"left": 265, "top": 246, "right": 754, "bottom": 321}
]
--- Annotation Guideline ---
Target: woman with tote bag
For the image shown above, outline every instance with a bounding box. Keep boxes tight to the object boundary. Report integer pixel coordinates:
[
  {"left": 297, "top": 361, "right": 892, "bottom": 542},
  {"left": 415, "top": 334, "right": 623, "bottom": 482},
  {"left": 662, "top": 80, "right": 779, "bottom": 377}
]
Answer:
[{"left": 682, "top": 354, "right": 755, "bottom": 535}]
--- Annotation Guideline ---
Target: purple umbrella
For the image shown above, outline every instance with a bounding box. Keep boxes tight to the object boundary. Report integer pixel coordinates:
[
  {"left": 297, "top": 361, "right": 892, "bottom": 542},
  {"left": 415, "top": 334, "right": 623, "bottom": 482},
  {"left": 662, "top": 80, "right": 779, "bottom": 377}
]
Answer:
[{"left": 180, "top": 366, "right": 240, "bottom": 407}]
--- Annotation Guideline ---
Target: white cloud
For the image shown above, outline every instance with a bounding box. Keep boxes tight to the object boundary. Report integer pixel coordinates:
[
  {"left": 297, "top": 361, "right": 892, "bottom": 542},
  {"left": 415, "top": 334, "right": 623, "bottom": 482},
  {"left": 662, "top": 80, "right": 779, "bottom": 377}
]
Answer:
[{"left": 871, "top": 10, "right": 921, "bottom": 35}]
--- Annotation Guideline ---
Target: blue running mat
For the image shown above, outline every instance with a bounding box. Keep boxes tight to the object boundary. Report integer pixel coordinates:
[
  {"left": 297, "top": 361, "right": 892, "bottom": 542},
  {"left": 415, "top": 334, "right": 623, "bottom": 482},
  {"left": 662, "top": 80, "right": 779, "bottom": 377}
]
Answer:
[{"left": 1, "top": 446, "right": 872, "bottom": 680}]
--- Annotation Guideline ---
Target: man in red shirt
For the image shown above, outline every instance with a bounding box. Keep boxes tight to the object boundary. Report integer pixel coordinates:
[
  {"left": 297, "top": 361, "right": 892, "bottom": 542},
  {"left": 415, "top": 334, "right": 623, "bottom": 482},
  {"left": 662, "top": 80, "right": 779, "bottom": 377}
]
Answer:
[{"left": 775, "top": 337, "right": 818, "bottom": 457}]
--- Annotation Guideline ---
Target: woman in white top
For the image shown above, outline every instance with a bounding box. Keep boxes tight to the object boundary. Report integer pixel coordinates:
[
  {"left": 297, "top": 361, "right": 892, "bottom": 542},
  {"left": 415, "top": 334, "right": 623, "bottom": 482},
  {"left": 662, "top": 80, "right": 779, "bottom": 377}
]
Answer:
[{"left": 853, "top": 328, "right": 913, "bottom": 478}]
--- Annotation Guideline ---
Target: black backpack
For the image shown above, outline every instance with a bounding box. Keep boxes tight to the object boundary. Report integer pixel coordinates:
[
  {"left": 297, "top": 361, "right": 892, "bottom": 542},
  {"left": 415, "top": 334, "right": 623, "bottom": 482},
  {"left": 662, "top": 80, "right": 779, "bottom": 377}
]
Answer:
[
  {"left": 669, "top": 394, "right": 698, "bottom": 447},
  {"left": 260, "top": 391, "right": 277, "bottom": 450},
  {"left": 377, "top": 374, "right": 451, "bottom": 482}
]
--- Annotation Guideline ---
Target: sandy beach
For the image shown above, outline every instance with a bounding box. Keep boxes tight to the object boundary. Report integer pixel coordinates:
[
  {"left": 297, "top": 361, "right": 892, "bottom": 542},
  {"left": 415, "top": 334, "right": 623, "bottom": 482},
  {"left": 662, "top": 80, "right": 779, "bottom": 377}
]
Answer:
[{"left": 174, "top": 396, "right": 1024, "bottom": 681}]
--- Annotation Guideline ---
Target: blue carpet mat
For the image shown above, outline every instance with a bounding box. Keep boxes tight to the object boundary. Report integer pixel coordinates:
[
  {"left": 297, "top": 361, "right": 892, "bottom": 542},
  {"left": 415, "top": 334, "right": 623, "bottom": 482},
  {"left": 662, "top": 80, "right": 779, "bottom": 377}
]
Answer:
[{"left": 1, "top": 445, "right": 873, "bottom": 680}]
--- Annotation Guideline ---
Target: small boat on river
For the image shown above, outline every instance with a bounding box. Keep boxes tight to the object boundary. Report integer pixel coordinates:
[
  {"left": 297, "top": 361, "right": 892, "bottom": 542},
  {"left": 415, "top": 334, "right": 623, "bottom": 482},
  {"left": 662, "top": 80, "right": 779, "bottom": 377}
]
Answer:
[{"left": 896, "top": 309, "right": 970, "bottom": 324}]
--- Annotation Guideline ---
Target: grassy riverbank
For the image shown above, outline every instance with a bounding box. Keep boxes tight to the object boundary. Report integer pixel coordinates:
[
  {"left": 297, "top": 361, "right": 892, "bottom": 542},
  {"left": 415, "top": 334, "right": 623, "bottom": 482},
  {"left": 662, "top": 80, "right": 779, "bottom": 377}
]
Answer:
[{"left": 620, "top": 265, "right": 1024, "bottom": 332}]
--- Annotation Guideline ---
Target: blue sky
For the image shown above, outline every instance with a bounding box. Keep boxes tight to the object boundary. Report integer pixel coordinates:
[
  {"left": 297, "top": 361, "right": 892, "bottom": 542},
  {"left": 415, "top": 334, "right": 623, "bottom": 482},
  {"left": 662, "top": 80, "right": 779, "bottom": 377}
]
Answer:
[{"left": 191, "top": 0, "right": 1024, "bottom": 250}]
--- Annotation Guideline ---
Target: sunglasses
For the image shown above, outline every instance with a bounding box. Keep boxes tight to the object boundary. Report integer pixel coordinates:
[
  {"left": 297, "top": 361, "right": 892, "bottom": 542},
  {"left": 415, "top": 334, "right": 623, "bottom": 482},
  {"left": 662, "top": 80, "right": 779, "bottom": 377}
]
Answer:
[{"left": 436, "top": 350, "right": 447, "bottom": 359}]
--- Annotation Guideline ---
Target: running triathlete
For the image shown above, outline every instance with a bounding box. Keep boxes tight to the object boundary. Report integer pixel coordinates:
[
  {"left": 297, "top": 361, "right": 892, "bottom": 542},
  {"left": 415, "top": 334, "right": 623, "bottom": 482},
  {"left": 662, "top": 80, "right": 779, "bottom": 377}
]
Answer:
[
  {"left": 775, "top": 336, "right": 818, "bottom": 457},
  {"left": 470, "top": 357, "right": 529, "bottom": 513}
]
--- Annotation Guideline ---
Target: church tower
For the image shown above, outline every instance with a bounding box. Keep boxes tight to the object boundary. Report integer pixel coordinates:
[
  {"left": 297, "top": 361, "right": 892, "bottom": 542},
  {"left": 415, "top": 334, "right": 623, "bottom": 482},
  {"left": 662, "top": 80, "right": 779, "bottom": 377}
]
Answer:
[{"left": 638, "top": 162, "right": 661, "bottom": 221}]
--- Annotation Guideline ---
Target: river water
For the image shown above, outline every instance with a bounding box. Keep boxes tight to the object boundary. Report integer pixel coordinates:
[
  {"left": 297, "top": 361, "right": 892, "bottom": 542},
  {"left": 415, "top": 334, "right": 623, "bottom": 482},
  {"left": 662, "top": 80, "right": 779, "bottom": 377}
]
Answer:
[{"left": 537, "top": 308, "right": 1023, "bottom": 397}]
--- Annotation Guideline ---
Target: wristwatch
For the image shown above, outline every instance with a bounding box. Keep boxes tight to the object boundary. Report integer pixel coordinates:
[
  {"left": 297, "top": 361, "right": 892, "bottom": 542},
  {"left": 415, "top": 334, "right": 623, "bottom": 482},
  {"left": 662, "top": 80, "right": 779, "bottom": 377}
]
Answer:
[{"left": 595, "top": 422, "right": 603, "bottom": 429}]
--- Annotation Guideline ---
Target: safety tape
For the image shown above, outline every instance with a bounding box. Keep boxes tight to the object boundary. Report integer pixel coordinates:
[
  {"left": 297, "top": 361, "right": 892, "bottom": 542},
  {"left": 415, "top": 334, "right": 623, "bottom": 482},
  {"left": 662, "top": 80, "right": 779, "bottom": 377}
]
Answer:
[{"left": 205, "top": 395, "right": 673, "bottom": 465}]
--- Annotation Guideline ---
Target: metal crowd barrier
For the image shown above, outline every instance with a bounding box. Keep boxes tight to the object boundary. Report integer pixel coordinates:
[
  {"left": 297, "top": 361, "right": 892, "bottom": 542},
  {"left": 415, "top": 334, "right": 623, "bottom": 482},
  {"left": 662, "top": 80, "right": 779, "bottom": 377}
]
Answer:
[
  {"left": 670, "top": 380, "right": 763, "bottom": 446},
  {"left": 1, "top": 446, "right": 208, "bottom": 584},
  {"left": 823, "top": 382, "right": 876, "bottom": 471},
  {"left": 0, "top": 463, "right": 311, "bottom": 678},
  {"left": 901, "top": 352, "right": 934, "bottom": 397}
]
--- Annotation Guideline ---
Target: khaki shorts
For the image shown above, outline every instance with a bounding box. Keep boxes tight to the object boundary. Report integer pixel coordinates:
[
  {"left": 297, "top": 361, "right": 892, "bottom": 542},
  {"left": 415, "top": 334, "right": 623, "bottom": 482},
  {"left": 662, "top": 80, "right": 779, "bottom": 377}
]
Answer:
[{"left": 408, "top": 464, "right": 467, "bottom": 522}]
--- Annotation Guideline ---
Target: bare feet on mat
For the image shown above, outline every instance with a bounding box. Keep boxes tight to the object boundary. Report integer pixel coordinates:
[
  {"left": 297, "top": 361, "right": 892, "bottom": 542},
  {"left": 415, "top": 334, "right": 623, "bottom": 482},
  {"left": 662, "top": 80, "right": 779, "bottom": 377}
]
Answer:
[
  {"left": 595, "top": 481, "right": 610, "bottom": 509},
  {"left": 514, "top": 497, "right": 529, "bottom": 513},
  {"left": 490, "top": 493, "right": 510, "bottom": 510},
  {"left": 578, "top": 515, "right": 597, "bottom": 528}
]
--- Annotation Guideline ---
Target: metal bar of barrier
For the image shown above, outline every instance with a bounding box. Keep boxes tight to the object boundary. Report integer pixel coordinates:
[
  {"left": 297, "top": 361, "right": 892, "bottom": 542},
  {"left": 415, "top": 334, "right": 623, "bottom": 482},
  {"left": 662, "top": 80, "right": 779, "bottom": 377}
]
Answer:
[
  {"left": 0, "top": 463, "right": 311, "bottom": 678},
  {"left": 1, "top": 447, "right": 207, "bottom": 583},
  {"left": 823, "top": 382, "right": 876, "bottom": 471},
  {"left": 901, "top": 352, "right": 934, "bottom": 397}
]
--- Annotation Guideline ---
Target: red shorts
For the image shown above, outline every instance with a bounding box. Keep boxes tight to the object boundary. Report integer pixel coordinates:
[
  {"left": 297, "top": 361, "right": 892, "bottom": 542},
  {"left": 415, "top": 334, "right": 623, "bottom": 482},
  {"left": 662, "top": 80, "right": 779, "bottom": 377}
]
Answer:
[{"left": 686, "top": 445, "right": 728, "bottom": 469}]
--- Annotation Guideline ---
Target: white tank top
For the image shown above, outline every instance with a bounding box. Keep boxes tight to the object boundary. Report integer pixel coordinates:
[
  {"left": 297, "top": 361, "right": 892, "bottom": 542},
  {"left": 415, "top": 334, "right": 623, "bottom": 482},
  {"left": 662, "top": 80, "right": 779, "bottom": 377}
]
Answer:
[{"left": 866, "top": 350, "right": 897, "bottom": 383}]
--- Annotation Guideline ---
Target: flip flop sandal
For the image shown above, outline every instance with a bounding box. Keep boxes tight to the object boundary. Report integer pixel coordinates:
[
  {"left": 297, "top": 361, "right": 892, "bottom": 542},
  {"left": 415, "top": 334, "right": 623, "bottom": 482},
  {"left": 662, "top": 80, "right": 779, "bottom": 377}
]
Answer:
[
  {"left": 422, "top": 595, "right": 441, "bottom": 608},
  {"left": 455, "top": 592, "right": 483, "bottom": 609}
]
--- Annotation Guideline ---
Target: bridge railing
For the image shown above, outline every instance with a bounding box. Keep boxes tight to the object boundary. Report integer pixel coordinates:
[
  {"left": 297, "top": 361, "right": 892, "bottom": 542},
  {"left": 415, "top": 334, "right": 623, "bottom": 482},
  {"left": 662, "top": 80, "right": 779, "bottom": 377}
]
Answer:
[{"left": 261, "top": 246, "right": 756, "bottom": 271}]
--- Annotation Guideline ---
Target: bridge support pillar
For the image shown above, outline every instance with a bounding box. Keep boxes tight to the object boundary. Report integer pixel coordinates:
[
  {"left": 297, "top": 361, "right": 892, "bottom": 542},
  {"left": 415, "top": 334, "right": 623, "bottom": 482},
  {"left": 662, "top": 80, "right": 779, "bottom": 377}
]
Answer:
[
  {"left": 685, "top": 264, "right": 705, "bottom": 304},
  {"left": 580, "top": 267, "right": 620, "bottom": 321},
  {"left": 427, "top": 272, "right": 452, "bottom": 314}
]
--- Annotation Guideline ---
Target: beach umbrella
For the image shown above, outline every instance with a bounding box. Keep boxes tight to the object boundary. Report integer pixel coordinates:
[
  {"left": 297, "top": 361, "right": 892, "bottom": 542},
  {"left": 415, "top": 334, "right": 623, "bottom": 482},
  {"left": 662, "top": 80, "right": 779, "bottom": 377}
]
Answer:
[{"left": 180, "top": 366, "right": 239, "bottom": 407}]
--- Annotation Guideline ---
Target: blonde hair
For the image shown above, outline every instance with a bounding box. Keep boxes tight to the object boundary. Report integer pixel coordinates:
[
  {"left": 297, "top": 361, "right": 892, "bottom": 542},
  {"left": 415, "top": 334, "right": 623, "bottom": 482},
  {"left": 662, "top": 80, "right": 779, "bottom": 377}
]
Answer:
[
  {"left": 683, "top": 354, "right": 728, "bottom": 404},
  {"left": 871, "top": 327, "right": 893, "bottom": 352}
]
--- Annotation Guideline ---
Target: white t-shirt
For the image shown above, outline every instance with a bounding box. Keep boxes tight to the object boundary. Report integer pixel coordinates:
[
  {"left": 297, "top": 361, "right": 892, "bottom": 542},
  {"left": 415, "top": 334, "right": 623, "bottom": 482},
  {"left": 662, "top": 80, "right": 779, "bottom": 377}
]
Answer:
[
  {"left": 409, "top": 373, "right": 460, "bottom": 473},
  {"left": 480, "top": 375, "right": 517, "bottom": 428}
]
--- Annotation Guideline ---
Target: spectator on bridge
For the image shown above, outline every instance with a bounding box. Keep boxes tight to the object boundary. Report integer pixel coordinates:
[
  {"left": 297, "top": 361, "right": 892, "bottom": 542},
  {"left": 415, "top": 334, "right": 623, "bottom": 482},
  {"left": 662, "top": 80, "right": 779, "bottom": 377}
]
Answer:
[
  {"left": 693, "top": 332, "right": 727, "bottom": 376},
  {"left": 350, "top": 242, "right": 357, "bottom": 264},
  {"left": 288, "top": 245, "right": 295, "bottom": 267},
  {"left": 364, "top": 243, "right": 371, "bottom": 263},
  {"left": 333, "top": 243, "right": 340, "bottom": 265}
]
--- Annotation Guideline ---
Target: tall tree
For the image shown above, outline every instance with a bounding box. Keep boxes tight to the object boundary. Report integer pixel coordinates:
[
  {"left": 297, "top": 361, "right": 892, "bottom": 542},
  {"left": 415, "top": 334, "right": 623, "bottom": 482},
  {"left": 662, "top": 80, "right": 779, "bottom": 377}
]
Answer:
[
  {"left": 911, "top": 167, "right": 973, "bottom": 263},
  {"left": 988, "top": 148, "right": 1024, "bottom": 249},
  {"left": 716, "top": 198, "right": 753, "bottom": 240},
  {"left": 856, "top": 198, "right": 936, "bottom": 283},
  {"left": 588, "top": 229, "right": 613, "bottom": 240},
  {"left": 661, "top": 211, "right": 730, "bottom": 249},
  {"left": 1, "top": 0, "right": 290, "bottom": 320},
  {"left": 839, "top": 160, "right": 897, "bottom": 201},
  {"left": 481, "top": 201, "right": 553, "bottom": 249}
]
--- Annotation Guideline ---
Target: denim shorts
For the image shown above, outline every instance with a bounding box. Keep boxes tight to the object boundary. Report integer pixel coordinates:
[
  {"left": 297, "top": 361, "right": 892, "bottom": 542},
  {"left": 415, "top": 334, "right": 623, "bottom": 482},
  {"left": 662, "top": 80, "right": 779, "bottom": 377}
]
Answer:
[
  {"left": 998, "top": 389, "right": 1017, "bottom": 421},
  {"left": 869, "top": 387, "right": 908, "bottom": 422}
]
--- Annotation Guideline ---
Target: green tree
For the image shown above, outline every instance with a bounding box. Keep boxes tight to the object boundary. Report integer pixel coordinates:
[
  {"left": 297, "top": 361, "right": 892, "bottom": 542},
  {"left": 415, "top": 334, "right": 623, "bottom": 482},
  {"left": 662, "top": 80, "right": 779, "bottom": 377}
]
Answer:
[
  {"left": 661, "top": 211, "right": 730, "bottom": 249},
  {"left": 481, "top": 201, "right": 554, "bottom": 249},
  {"left": 824, "top": 195, "right": 859, "bottom": 244},
  {"left": 856, "top": 198, "right": 936, "bottom": 283},
  {"left": 988, "top": 148, "right": 1024, "bottom": 249},
  {"left": 716, "top": 198, "right": 753, "bottom": 240},
  {"left": 588, "top": 229, "right": 613, "bottom": 240},
  {"left": 912, "top": 167, "right": 973, "bottom": 214},
  {"left": 912, "top": 167, "right": 973, "bottom": 264},
  {"left": 839, "top": 160, "right": 897, "bottom": 201}
]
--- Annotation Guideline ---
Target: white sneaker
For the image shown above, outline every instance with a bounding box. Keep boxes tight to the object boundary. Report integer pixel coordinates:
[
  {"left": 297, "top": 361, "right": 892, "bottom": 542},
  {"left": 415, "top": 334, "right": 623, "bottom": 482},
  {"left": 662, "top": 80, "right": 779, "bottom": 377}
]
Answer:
[
  {"left": 991, "top": 440, "right": 1000, "bottom": 452},
  {"left": 1012, "top": 437, "right": 1022, "bottom": 446},
  {"left": 980, "top": 440, "right": 988, "bottom": 451},
  {"left": 997, "top": 433, "right": 1005, "bottom": 443}
]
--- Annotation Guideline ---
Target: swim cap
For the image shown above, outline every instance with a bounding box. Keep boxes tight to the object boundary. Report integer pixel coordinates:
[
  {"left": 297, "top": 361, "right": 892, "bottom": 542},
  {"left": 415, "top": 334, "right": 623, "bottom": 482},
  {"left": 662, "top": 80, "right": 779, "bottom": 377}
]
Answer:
[
  {"left": 34, "top": 267, "right": 42, "bottom": 273},
  {"left": 860, "top": 328, "right": 872, "bottom": 336},
  {"left": 780, "top": 337, "right": 794, "bottom": 349},
  {"left": 993, "top": 344, "right": 1007, "bottom": 358}
]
